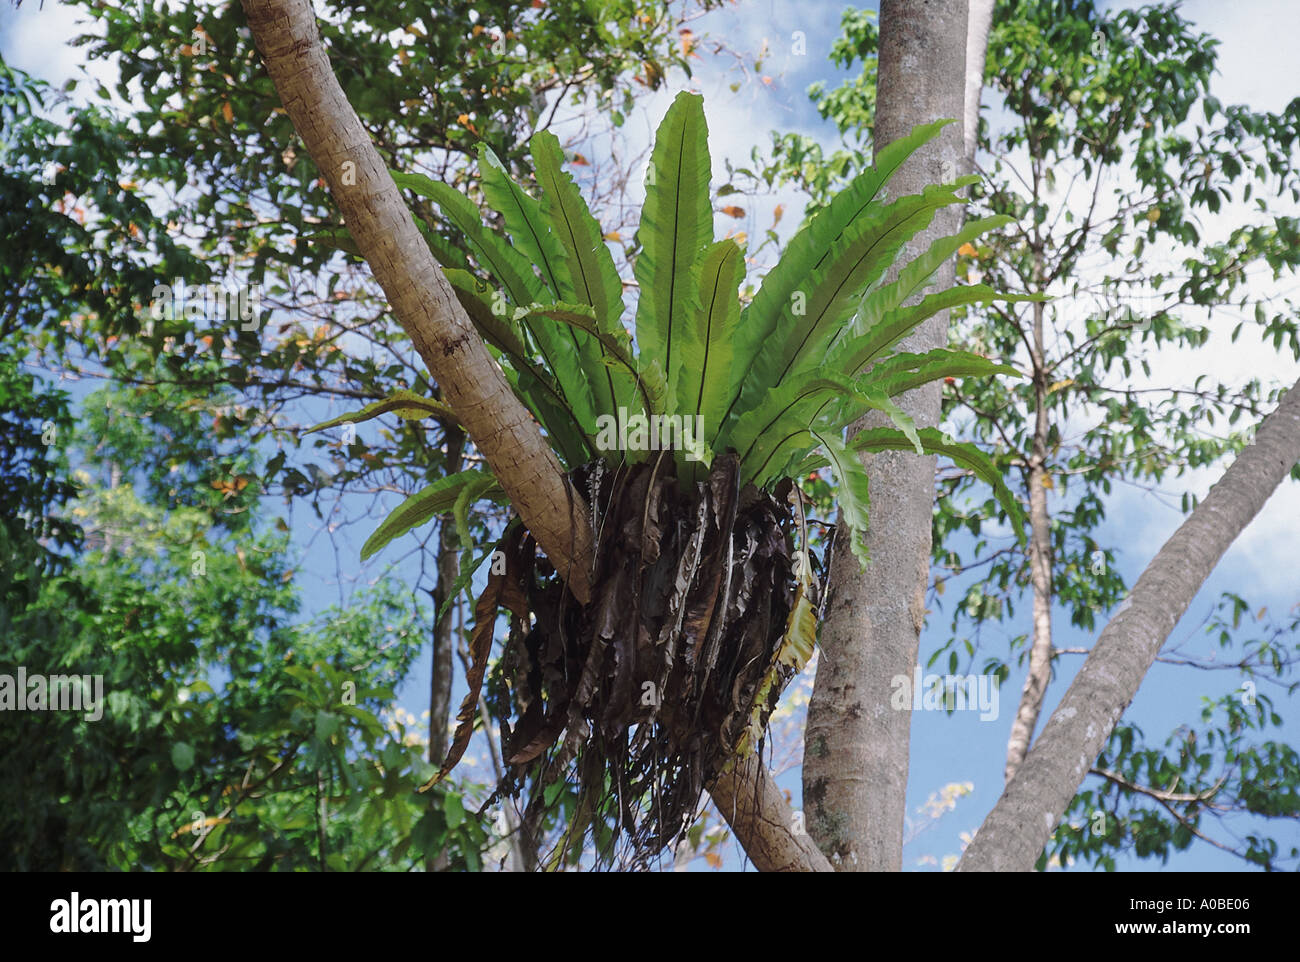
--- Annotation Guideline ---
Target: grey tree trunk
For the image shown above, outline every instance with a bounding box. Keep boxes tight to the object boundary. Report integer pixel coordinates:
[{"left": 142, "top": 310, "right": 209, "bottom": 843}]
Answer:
[
  {"left": 964, "top": 0, "right": 995, "bottom": 160},
  {"left": 959, "top": 376, "right": 1300, "bottom": 871},
  {"left": 804, "top": 0, "right": 976, "bottom": 872}
]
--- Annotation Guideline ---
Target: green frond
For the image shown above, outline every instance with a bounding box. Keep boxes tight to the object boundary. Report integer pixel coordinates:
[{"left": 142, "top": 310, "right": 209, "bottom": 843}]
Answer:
[
  {"left": 301, "top": 390, "right": 457, "bottom": 436},
  {"left": 634, "top": 91, "right": 714, "bottom": 395},
  {"left": 362, "top": 470, "right": 501, "bottom": 561}
]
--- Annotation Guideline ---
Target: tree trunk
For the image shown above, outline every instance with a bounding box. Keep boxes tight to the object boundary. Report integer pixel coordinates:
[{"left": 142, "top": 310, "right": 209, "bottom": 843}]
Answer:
[
  {"left": 964, "top": 0, "right": 995, "bottom": 160},
  {"left": 428, "top": 426, "right": 465, "bottom": 764},
  {"left": 1004, "top": 295, "right": 1053, "bottom": 783},
  {"left": 425, "top": 427, "right": 464, "bottom": 873},
  {"left": 959, "top": 376, "right": 1300, "bottom": 871},
  {"left": 804, "top": 0, "right": 974, "bottom": 871},
  {"left": 239, "top": 0, "right": 593, "bottom": 602}
]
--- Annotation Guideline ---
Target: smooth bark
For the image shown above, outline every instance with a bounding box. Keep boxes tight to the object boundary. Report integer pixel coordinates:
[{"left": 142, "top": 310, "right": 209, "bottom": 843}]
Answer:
[
  {"left": 240, "top": 0, "right": 593, "bottom": 602},
  {"left": 708, "top": 755, "right": 833, "bottom": 872},
  {"left": 964, "top": 0, "right": 995, "bottom": 159},
  {"left": 804, "top": 0, "right": 974, "bottom": 871},
  {"left": 959, "top": 377, "right": 1300, "bottom": 871}
]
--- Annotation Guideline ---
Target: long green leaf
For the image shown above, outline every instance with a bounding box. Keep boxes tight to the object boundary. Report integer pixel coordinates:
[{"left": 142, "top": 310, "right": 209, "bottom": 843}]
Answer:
[
  {"left": 531, "top": 131, "right": 635, "bottom": 414},
  {"left": 391, "top": 170, "right": 547, "bottom": 307},
  {"left": 833, "top": 283, "right": 1042, "bottom": 376},
  {"left": 634, "top": 91, "right": 713, "bottom": 394},
  {"left": 839, "top": 215, "right": 1013, "bottom": 347},
  {"left": 302, "top": 390, "right": 457, "bottom": 436},
  {"left": 857, "top": 348, "right": 1024, "bottom": 399},
  {"left": 679, "top": 238, "right": 744, "bottom": 432},
  {"left": 734, "top": 181, "right": 974, "bottom": 424},
  {"left": 478, "top": 145, "right": 619, "bottom": 423},
  {"left": 814, "top": 428, "right": 875, "bottom": 568},
  {"left": 392, "top": 169, "right": 589, "bottom": 409},
  {"left": 718, "top": 120, "right": 956, "bottom": 426},
  {"left": 362, "top": 470, "right": 500, "bottom": 561},
  {"left": 445, "top": 270, "right": 592, "bottom": 466},
  {"left": 724, "top": 361, "right": 923, "bottom": 479},
  {"left": 477, "top": 144, "right": 574, "bottom": 300},
  {"left": 517, "top": 303, "right": 665, "bottom": 416},
  {"left": 848, "top": 426, "right": 1027, "bottom": 545},
  {"left": 530, "top": 131, "right": 626, "bottom": 332}
]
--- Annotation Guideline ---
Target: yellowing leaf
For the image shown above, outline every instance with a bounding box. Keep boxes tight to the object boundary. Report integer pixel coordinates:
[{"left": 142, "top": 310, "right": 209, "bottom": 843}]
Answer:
[
  {"left": 719, "top": 204, "right": 745, "bottom": 219},
  {"left": 171, "top": 816, "right": 230, "bottom": 839},
  {"left": 957, "top": 241, "right": 978, "bottom": 257},
  {"left": 1047, "top": 378, "right": 1075, "bottom": 394},
  {"left": 704, "top": 852, "right": 722, "bottom": 869},
  {"left": 221, "top": 101, "right": 233, "bottom": 124}
]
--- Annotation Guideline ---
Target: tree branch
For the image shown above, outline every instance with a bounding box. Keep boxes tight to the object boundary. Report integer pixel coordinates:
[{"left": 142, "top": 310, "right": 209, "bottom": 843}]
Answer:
[
  {"left": 958, "top": 375, "right": 1300, "bottom": 871},
  {"left": 239, "top": 0, "right": 593, "bottom": 601},
  {"left": 708, "top": 754, "right": 833, "bottom": 872}
]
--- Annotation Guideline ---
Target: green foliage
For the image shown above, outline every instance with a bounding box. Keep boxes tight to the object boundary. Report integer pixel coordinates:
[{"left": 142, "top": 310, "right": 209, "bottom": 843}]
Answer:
[
  {"left": 0, "top": 386, "right": 491, "bottom": 871},
  {"left": 361, "top": 470, "right": 502, "bottom": 561},
  {"left": 0, "top": 344, "right": 80, "bottom": 635},
  {"left": 370, "top": 99, "right": 1029, "bottom": 565},
  {"left": 302, "top": 389, "right": 459, "bottom": 436},
  {"left": 1, "top": 0, "right": 733, "bottom": 874},
  {"left": 634, "top": 91, "right": 713, "bottom": 409}
]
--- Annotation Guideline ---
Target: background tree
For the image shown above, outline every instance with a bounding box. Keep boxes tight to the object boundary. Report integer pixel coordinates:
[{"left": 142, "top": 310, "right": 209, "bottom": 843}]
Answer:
[
  {"left": 3, "top": 0, "right": 729, "bottom": 869},
  {"left": 803, "top": 0, "right": 981, "bottom": 872},
  {"left": 1, "top": 359, "right": 495, "bottom": 871}
]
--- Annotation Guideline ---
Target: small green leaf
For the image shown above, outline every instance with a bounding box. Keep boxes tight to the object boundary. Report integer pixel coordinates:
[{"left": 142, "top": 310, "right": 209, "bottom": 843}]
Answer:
[
  {"left": 171, "top": 742, "right": 195, "bottom": 772},
  {"left": 444, "top": 792, "right": 465, "bottom": 830}
]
